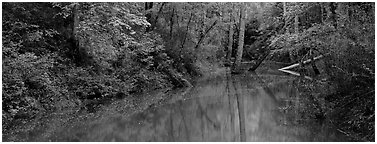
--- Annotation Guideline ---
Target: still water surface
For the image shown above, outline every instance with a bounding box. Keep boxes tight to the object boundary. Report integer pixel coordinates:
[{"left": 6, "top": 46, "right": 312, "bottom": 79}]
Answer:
[{"left": 51, "top": 70, "right": 352, "bottom": 142}]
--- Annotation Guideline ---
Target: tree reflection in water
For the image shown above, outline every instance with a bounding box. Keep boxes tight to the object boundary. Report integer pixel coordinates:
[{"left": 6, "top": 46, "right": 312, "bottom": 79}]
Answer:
[{"left": 51, "top": 69, "right": 352, "bottom": 142}]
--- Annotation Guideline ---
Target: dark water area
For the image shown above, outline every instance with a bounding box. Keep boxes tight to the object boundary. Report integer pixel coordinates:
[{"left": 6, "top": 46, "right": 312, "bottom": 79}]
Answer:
[{"left": 44, "top": 68, "right": 354, "bottom": 142}]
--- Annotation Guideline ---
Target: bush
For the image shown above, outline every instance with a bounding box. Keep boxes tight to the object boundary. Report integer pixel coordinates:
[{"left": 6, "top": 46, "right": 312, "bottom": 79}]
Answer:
[{"left": 2, "top": 52, "right": 69, "bottom": 130}]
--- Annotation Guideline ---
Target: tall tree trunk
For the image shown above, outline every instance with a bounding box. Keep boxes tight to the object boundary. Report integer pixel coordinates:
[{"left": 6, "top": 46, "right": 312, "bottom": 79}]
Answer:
[
  {"left": 294, "top": 15, "right": 299, "bottom": 33},
  {"left": 72, "top": 3, "right": 79, "bottom": 41},
  {"left": 71, "top": 3, "right": 81, "bottom": 63},
  {"left": 283, "top": 2, "right": 288, "bottom": 33},
  {"left": 176, "top": 11, "right": 180, "bottom": 28},
  {"left": 180, "top": 12, "right": 193, "bottom": 49},
  {"left": 327, "top": 2, "right": 337, "bottom": 28},
  {"left": 227, "top": 18, "right": 234, "bottom": 61},
  {"left": 235, "top": 4, "right": 245, "bottom": 68},
  {"left": 170, "top": 6, "right": 175, "bottom": 38},
  {"left": 320, "top": 2, "right": 324, "bottom": 23}
]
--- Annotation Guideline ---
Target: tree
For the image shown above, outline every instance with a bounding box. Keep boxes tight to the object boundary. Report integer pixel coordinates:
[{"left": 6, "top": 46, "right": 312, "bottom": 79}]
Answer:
[
  {"left": 145, "top": 2, "right": 166, "bottom": 32},
  {"left": 283, "top": 2, "right": 288, "bottom": 33},
  {"left": 180, "top": 12, "right": 193, "bottom": 49},
  {"left": 294, "top": 15, "right": 299, "bottom": 33},
  {"left": 227, "top": 17, "right": 234, "bottom": 62},
  {"left": 336, "top": 2, "right": 349, "bottom": 28},
  {"left": 170, "top": 4, "right": 175, "bottom": 38},
  {"left": 326, "top": 2, "right": 337, "bottom": 28},
  {"left": 235, "top": 4, "right": 246, "bottom": 68},
  {"left": 194, "top": 20, "right": 218, "bottom": 49}
]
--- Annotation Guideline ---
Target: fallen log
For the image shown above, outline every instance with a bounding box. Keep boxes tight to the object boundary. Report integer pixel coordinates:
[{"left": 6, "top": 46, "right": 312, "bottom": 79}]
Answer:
[
  {"left": 278, "top": 54, "right": 327, "bottom": 70},
  {"left": 278, "top": 69, "right": 313, "bottom": 80}
]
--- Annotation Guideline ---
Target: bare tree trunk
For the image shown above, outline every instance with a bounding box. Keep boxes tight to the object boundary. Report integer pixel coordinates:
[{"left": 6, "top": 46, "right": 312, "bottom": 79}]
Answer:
[
  {"left": 320, "top": 2, "right": 324, "bottom": 23},
  {"left": 227, "top": 19, "right": 234, "bottom": 61},
  {"left": 70, "top": 3, "right": 81, "bottom": 63},
  {"left": 283, "top": 2, "right": 288, "bottom": 33},
  {"left": 294, "top": 15, "right": 299, "bottom": 33},
  {"left": 176, "top": 11, "right": 180, "bottom": 28},
  {"left": 180, "top": 12, "right": 193, "bottom": 49},
  {"left": 72, "top": 3, "right": 79, "bottom": 41},
  {"left": 170, "top": 6, "right": 175, "bottom": 38},
  {"left": 235, "top": 4, "right": 245, "bottom": 68}
]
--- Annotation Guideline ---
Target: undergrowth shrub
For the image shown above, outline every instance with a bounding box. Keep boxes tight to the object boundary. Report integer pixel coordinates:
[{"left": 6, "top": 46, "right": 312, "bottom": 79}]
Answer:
[{"left": 2, "top": 52, "right": 69, "bottom": 130}]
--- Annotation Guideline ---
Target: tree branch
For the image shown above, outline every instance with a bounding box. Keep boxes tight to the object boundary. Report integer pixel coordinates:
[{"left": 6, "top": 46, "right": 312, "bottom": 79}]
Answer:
[
  {"left": 180, "top": 12, "right": 193, "bottom": 49},
  {"left": 194, "top": 20, "right": 218, "bottom": 49}
]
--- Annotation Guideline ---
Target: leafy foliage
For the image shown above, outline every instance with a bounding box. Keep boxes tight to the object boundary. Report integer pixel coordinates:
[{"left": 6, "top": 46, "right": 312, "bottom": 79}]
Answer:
[
  {"left": 267, "top": 2, "right": 374, "bottom": 141},
  {"left": 3, "top": 2, "right": 183, "bottom": 135}
]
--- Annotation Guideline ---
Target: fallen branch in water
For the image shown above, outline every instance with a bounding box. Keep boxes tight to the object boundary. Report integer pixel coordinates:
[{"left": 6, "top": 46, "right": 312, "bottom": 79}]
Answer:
[
  {"left": 278, "top": 69, "right": 313, "bottom": 80},
  {"left": 279, "top": 54, "right": 328, "bottom": 70}
]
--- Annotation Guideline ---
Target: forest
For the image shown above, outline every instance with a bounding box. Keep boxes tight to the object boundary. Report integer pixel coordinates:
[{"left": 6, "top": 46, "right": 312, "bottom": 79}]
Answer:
[{"left": 2, "top": 2, "right": 375, "bottom": 142}]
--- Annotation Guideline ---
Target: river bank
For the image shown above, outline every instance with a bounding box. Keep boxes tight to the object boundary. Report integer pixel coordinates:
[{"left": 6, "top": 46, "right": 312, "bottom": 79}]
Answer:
[{"left": 2, "top": 64, "right": 225, "bottom": 142}]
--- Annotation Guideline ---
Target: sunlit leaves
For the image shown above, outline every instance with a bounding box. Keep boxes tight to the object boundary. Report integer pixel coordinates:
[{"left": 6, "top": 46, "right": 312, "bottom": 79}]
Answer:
[{"left": 75, "top": 2, "right": 154, "bottom": 69}]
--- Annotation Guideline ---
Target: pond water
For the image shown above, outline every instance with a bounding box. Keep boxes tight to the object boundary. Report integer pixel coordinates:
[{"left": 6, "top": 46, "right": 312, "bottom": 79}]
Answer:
[{"left": 47, "top": 68, "right": 354, "bottom": 142}]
